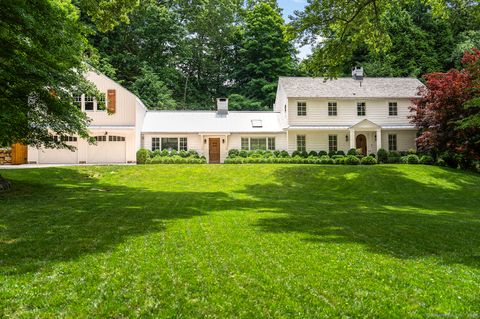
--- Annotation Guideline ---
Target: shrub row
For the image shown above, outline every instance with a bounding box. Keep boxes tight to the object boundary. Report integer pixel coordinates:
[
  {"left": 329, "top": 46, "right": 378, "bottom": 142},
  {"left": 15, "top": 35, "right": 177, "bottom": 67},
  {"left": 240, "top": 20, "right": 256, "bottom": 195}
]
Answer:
[
  {"left": 146, "top": 155, "right": 207, "bottom": 164},
  {"left": 225, "top": 155, "right": 377, "bottom": 165},
  {"left": 137, "top": 148, "right": 206, "bottom": 164}
]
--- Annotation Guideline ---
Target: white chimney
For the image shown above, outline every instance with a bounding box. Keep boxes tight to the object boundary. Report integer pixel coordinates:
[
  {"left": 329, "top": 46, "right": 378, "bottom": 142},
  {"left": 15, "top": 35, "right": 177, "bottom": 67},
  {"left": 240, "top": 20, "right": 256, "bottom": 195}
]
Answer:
[
  {"left": 217, "top": 98, "right": 228, "bottom": 115},
  {"left": 352, "top": 66, "right": 364, "bottom": 81}
]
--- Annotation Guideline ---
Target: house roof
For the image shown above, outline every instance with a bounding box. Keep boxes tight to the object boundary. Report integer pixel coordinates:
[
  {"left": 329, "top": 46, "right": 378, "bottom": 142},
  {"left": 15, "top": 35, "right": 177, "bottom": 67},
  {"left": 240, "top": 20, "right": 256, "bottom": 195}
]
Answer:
[
  {"left": 142, "top": 111, "right": 285, "bottom": 134},
  {"left": 278, "top": 77, "right": 424, "bottom": 99}
]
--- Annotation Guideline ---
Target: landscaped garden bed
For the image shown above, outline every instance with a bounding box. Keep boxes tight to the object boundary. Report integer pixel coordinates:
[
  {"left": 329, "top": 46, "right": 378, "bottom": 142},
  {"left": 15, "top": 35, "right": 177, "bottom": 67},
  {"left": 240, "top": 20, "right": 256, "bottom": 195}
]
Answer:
[
  {"left": 137, "top": 149, "right": 207, "bottom": 164},
  {"left": 224, "top": 148, "right": 438, "bottom": 166}
]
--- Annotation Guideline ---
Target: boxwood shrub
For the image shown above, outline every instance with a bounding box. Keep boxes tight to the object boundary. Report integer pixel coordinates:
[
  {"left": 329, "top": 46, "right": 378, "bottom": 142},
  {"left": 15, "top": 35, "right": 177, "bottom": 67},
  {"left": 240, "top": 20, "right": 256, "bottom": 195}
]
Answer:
[
  {"left": 361, "top": 155, "right": 377, "bottom": 165},
  {"left": 345, "top": 155, "right": 360, "bottom": 165},
  {"left": 318, "top": 150, "right": 328, "bottom": 157},
  {"left": 419, "top": 155, "right": 434, "bottom": 165},
  {"left": 347, "top": 148, "right": 358, "bottom": 156},
  {"left": 406, "top": 154, "right": 420, "bottom": 164},
  {"left": 136, "top": 148, "right": 151, "bottom": 164},
  {"left": 308, "top": 150, "right": 318, "bottom": 157},
  {"left": 377, "top": 148, "right": 388, "bottom": 164},
  {"left": 147, "top": 155, "right": 207, "bottom": 164},
  {"left": 319, "top": 155, "right": 334, "bottom": 164}
]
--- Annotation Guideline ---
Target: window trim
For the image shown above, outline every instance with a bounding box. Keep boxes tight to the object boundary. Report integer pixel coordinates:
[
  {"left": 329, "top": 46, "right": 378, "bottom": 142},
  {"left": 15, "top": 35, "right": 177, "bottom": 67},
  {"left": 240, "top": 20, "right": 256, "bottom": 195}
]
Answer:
[
  {"left": 297, "top": 135, "right": 306, "bottom": 152},
  {"left": 357, "top": 101, "right": 366, "bottom": 116},
  {"left": 297, "top": 101, "right": 307, "bottom": 116},
  {"left": 388, "top": 134, "right": 397, "bottom": 151},
  {"left": 388, "top": 101, "right": 398, "bottom": 117},
  {"left": 328, "top": 135, "right": 338, "bottom": 152},
  {"left": 151, "top": 137, "right": 160, "bottom": 151},
  {"left": 240, "top": 137, "right": 276, "bottom": 151},
  {"left": 328, "top": 101, "right": 337, "bottom": 116}
]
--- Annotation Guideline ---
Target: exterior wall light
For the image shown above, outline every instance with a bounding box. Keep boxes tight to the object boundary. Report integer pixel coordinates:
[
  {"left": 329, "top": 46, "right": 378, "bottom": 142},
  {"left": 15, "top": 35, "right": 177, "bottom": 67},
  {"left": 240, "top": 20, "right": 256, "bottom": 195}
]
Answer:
[{"left": 345, "top": 135, "right": 349, "bottom": 142}]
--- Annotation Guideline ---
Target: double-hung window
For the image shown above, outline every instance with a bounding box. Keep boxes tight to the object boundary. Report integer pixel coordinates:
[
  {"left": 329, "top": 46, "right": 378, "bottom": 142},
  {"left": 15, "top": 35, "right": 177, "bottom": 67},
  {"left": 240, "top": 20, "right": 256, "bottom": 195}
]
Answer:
[
  {"left": 241, "top": 138, "right": 249, "bottom": 150},
  {"left": 84, "top": 96, "right": 94, "bottom": 111},
  {"left": 151, "top": 138, "right": 160, "bottom": 151},
  {"left": 328, "top": 135, "right": 338, "bottom": 152},
  {"left": 388, "top": 134, "right": 397, "bottom": 151},
  {"left": 389, "top": 102, "right": 398, "bottom": 116},
  {"left": 250, "top": 138, "right": 267, "bottom": 150},
  {"left": 297, "top": 135, "right": 306, "bottom": 152},
  {"left": 297, "top": 101, "right": 307, "bottom": 116},
  {"left": 328, "top": 102, "right": 337, "bottom": 116},
  {"left": 179, "top": 137, "right": 188, "bottom": 151},
  {"left": 357, "top": 102, "right": 366, "bottom": 116}
]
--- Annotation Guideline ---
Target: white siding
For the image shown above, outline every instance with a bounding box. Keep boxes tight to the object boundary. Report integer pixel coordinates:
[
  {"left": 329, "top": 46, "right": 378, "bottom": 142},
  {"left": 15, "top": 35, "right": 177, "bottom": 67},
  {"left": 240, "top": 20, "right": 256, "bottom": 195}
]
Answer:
[
  {"left": 287, "top": 98, "right": 413, "bottom": 126},
  {"left": 287, "top": 130, "right": 351, "bottom": 153},
  {"left": 381, "top": 130, "right": 417, "bottom": 152},
  {"left": 84, "top": 71, "right": 137, "bottom": 126}
]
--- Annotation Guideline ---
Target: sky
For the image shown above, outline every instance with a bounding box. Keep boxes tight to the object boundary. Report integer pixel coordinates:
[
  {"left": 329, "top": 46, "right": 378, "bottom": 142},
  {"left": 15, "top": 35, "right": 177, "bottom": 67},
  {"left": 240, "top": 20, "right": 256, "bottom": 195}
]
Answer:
[{"left": 276, "top": 0, "right": 312, "bottom": 59}]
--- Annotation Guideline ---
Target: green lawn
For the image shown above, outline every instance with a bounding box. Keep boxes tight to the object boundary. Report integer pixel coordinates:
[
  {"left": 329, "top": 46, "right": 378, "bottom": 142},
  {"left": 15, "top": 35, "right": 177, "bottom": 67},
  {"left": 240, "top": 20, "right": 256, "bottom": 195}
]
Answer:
[{"left": 1, "top": 164, "right": 479, "bottom": 318}]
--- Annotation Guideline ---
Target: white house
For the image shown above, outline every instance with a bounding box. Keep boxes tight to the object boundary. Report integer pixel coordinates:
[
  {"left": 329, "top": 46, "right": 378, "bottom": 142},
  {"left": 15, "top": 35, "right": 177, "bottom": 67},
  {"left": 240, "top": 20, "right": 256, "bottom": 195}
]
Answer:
[{"left": 27, "top": 68, "right": 424, "bottom": 164}]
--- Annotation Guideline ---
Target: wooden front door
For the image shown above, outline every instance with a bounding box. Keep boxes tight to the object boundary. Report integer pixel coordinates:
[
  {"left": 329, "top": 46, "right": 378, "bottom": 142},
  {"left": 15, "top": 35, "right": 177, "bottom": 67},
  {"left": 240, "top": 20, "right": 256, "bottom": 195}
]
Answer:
[
  {"left": 209, "top": 138, "right": 221, "bottom": 163},
  {"left": 356, "top": 134, "right": 367, "bottom": 155},
  {"left": 11, "top": 143, "right": 28, "bottom": 165}
]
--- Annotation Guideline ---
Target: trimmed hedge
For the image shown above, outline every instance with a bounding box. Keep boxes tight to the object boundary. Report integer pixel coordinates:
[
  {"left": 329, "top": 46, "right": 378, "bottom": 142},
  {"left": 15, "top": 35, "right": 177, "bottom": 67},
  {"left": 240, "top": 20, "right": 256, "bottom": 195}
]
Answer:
[
  {"left": 147, "top": 155, "right": 207, "bottom": 164},
  {"left": 361, "top": 156, "right": 377, "bottom": 165}
]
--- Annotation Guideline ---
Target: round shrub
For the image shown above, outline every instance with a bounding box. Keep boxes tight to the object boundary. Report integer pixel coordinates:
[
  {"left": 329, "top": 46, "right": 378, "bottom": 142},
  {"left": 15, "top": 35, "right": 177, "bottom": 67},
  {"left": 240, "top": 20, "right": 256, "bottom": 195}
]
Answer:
[
  {"left": 328, "top": 150, "right": 336, "bottom": 157},
  {"left": 178, "top": 150, "right": 189, "bottom": 158},
  {"left": 419, "top": 155, "right": 434, "bottom": 165},
  {"left": 152, "top": 150, "right": 162, "bottom": 157},
  {"left": 361, "top": 156, "right": 377, "bottom": 165},
  {"left": 291, "top": 150, "right": 301, "bottom": 158},
  {"left": 368, "top": 153, "right": 376, "bottom": 158},
  {"left": 263, "top": 151, "right": 274, "bottom": 158},
  {"left": 345, "top": 155, "right": 360, "bottom": 165},
  {"left": 318, "top": 150, "right": 328, "bottom": 157},
  {"left": 319, "top": 155, "right": 334, "bottom": 164},
  {"left": 406, "top": 154, "right": 420, "bottom": 164},
  {"left": 228, "top": 149, "right": 240, "bottom": 157},
  {"left": 377, "top": 148, "right": 388, "bottom": 163},
  {"left": 308, "top": 150, "right": 318, "bottom": 157},
  {"left": 279, "top": 150, "right": 290, "bottom": 158},
  {"left": 273, "top": 150, "right": 281, "bottom": 158},
  {"left": 170, "top": 149, "right": 177, "bottom": 157},
  {"left": 239, "top": 150, "right": 248, "bottom": 158},
  {"left": 161, "top": 149, "right": 169, "bottom": 157},
  {"left": 300, "top": 151, "right": 308, "bottom": 158},
  {"left": 136, "top": 148, "right": 150, "bottom": 164},
  {"left": 336, "top": 150, "right": 345, "bottom": 156},
  {"left": 334, "top": 156, "right": 345, "bottom": 165},
  {"left": 188, "top": 149, "right": 200, "bottom": 158},
  {"left": 347, "top": 148, "right": 358, "bottom": 156}
]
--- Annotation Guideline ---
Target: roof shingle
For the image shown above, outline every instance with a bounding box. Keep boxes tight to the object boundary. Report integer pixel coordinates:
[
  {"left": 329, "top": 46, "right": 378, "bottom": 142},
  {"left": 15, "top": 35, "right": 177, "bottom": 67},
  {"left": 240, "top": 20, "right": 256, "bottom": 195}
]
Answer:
[{"left": 278, "top": 77, "right": 424, "bottom": 98}]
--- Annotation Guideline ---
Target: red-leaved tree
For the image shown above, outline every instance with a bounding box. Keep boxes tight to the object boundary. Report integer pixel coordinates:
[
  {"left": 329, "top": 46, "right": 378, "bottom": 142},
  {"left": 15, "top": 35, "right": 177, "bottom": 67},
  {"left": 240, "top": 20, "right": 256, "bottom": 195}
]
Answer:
[{"left": 410, "top": 48, "right": 480, "bottom": 168}]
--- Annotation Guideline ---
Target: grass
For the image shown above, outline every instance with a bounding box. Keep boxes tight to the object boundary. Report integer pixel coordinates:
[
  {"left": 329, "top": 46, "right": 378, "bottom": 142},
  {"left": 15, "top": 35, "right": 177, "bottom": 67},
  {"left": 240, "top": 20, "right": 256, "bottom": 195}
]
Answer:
[{"left": 0, "top": 164, "right": 479, "bottom": 318}]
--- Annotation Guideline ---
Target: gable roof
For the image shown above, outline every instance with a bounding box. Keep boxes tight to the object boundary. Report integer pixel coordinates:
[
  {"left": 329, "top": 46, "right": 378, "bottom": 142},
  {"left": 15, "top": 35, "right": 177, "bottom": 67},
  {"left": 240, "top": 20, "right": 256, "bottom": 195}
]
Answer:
[
  {"left": 278, "top": 77, "right": 424, "bottom": 99},
  {"left": 142, "top": 111, "right": 285, "bottom": 133}
]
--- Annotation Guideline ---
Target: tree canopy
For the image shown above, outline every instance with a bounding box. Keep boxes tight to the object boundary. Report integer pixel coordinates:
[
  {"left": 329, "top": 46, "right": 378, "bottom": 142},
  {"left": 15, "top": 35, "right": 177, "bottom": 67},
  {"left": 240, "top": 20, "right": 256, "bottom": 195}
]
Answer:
[{"left": 0, "top": 0, "right": 138, "bottom": 148}]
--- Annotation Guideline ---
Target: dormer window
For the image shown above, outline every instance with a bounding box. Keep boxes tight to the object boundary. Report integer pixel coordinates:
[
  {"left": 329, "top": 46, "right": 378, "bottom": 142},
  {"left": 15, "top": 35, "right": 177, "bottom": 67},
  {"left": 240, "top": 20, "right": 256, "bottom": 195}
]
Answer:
[
  {"left": 251, "top": 120, "right": 263, "bottom": 128},
  {"left": 297, "top": 101, "right": 307, "bottom": 116}
]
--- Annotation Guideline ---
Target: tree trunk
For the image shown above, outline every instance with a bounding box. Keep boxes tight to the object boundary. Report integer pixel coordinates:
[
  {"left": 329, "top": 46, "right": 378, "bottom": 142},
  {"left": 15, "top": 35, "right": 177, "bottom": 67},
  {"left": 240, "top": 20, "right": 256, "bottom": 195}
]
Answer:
[{"left": 0, "top": 175, "right": 11, "bottom": 191}]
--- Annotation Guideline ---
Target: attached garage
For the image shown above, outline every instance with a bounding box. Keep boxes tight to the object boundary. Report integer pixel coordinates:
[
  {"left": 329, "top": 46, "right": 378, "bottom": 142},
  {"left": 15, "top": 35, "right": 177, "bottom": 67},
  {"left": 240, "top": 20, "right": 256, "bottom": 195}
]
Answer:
[
  {"left": 38, "top": 138, "right": 78, "bottom": 164},
  {"left": 87, "top": 135, "right": 126, "bottom": 164}
]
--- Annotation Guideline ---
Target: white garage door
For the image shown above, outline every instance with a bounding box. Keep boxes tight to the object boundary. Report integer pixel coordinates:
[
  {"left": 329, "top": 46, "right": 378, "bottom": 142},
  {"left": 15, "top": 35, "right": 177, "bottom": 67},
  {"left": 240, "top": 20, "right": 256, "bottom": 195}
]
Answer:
[
  {"left": 38, "top": 138, "right": 78, "bottom": 164},
  {"left": 87, "top": 135, "right": 126, "bottom": 164}
]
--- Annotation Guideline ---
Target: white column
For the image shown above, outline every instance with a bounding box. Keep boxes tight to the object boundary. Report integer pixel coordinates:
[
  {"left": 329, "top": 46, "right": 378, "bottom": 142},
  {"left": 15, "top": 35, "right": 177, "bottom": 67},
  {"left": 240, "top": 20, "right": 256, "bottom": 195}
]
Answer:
[
  {"left": 349, "top": 129, "right": 355, "bottom": 149},
  {"left": 376, "top": 128, "right": 382, "bottom": 151}
]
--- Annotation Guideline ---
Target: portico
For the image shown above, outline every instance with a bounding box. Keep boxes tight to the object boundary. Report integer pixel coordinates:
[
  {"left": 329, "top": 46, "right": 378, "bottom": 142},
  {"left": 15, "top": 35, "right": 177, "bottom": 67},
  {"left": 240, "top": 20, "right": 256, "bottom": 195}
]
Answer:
[{"left": 349, "top": 119, "right": 382, "bottom": 155}]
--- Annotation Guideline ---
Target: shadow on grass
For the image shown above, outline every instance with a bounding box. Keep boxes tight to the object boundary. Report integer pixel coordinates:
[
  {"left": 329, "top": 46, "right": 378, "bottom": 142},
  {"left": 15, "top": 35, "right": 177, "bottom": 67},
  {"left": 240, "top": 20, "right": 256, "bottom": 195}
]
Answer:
[
  {"left": 240, "top": 166, "right": 480, "bottom": 267},
  {"left": 1, "top": 165, "right": 479, "bottom": 275},
  {"left": 0, "top": 168, "right": 224, "bottom": 274}
]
